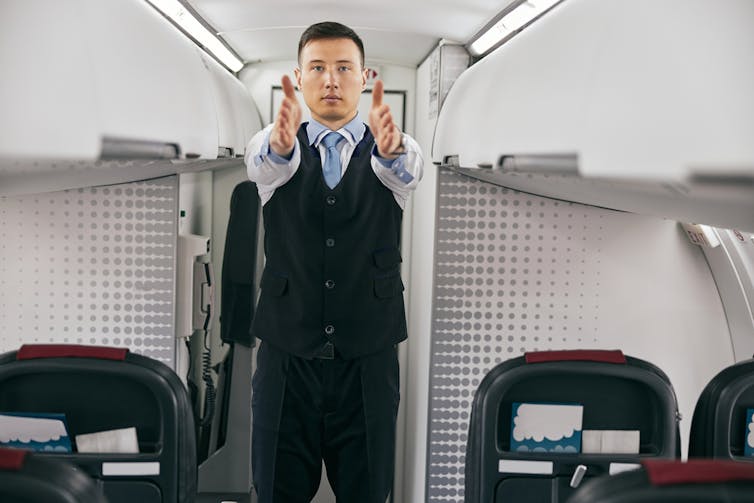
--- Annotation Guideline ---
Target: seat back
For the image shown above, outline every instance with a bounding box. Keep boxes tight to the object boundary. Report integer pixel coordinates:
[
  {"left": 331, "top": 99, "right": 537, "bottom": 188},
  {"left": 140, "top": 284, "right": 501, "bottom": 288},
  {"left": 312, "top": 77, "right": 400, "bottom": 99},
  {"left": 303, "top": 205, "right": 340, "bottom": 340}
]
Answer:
[
  {"left": 220, "top": 180, "right": 260, "bottom": 347},
  {"left": 566, "top": 459, "right": 754, "bottom": 503},
  {"left": 465, "top": 349, "right": 680, "bottom": 503},
  {"left": 689, "top": 358, "right": 754, "bottom": 460},
  {"left": 0, "top": 344, "right": 196, "bottom": 503},
  {"left": 0, "top": 447, "right": 108, "bottom": 503}
]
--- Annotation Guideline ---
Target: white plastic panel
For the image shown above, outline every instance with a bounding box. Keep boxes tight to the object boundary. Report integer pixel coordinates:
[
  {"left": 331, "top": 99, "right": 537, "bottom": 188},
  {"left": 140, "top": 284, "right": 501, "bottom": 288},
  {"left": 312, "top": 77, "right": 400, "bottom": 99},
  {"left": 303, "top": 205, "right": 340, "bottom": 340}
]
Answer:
[
  {"left": 0, "top": 177, "right": 178, "bottom": 367},
  {"left": 449, "top": 167, "right": 754, "bottom": 233},
  {"left": 231, "top": 73, "right": 263, "bottom": 155},
  {"left": 434, "top": 0, "right": 754, "bottom": 180},
  {"left": 81, "top": 0, "right": 218, "bottom": 160},
  {"left": 701, "top": 229, "right": 754, "bottom": 361},
  {"left": 200, "top": 53, "right": 259, "bottom": 157},
  {"left": 0, "top": 159, "right": 235, "bottom": 198},
  {"left": 0, "top": 0, "right": 100, "bottom": 160}
]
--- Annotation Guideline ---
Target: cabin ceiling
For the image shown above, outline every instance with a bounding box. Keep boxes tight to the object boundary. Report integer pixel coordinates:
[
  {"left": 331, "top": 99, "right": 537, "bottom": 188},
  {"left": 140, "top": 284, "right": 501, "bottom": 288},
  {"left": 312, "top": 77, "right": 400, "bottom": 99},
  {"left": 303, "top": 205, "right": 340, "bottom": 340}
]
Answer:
[{"left": 188, "top": 0, "right": 517, "bottom": 67}]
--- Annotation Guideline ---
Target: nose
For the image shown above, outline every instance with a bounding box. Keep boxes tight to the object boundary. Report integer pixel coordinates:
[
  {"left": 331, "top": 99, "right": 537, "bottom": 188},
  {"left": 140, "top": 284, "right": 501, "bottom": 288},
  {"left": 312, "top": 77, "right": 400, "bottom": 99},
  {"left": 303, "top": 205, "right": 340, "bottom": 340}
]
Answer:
[{"left": 324, "top": 68, "right": 339, "bottom": 89}]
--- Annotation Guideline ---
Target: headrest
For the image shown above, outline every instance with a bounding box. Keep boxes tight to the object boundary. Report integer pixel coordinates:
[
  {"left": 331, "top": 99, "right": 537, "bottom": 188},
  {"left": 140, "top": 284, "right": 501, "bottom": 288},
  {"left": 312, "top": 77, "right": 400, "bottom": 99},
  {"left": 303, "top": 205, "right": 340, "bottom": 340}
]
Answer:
[
  {"left": 643, "top": 459, "right": 754, "bottom": 486},
  {"left": 0, "top": 448, "right": 28, "bottom": 471},
  {"left": 17, "top": 344, "right": 128, "bottom": 361},
  {"left": 525, "top": 350, "right": 626, "bottom": 364}
]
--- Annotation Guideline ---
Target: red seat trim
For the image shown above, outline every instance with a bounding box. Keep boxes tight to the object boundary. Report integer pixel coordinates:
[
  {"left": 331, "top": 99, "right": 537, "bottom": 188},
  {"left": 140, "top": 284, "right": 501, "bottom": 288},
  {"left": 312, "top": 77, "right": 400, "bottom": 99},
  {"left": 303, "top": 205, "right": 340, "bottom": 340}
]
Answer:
[
  {"left": 17, "top": 344, "right": 128, "bottom": 361},
  {"left": 643, "top": 459, "right": 754, "bottom": 485},
  {"left": 0, "top": 448, "right": 28, "bottom": 471},
  {"left": 525, "top": 350, "right": 626, "bottom": 364}
]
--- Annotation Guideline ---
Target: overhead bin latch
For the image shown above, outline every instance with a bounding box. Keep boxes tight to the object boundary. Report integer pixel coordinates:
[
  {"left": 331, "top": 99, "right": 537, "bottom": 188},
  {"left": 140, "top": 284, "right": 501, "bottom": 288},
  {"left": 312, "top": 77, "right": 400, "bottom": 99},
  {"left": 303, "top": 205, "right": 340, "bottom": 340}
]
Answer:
[
  {"left": 217, "top": 146, "right": 234, "bottom": 158},
  {"left": 680, "top": 223, "right": 721, "bottom": 248},
  {"left": 100, "top": 136, "right": 179, "bottom": 160},
  {"left": 498, "top": 153, "right": 579, "bottom": 175},
  {"left": 441, "top": 155, "right": 460, "bottom": 168}
]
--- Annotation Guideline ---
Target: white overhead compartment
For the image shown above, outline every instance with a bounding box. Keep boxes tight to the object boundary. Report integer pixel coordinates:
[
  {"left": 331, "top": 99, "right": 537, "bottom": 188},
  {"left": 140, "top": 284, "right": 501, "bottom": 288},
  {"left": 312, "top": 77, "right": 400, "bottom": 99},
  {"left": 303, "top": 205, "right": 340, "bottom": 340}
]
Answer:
[
  {"left": 200, "top": 52, "right": 262, "bottom": 159},
  {"left": 0, "top": 0, "right": 263, "bottom": 196},
  {"left": 0, "top": 0, "right": 218, "bottom": 162},
  {"left": 80, "top": 0, "right": 219, "bottom": 160},
  {"left": 433, "top": 0, "right": 754, "bottom": 231},
  {"left": 0, "top": 0, "right": 101, "bottom": 160},
  {"left": 232, "top": 73, "right": 264, "bottom": 155}
]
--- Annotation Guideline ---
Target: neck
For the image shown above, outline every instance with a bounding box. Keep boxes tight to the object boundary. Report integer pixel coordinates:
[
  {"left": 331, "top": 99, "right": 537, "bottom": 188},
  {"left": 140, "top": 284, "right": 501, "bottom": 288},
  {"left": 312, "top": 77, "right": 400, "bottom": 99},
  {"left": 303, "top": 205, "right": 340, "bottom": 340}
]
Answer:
[{"left": 313, "top": 111, "right": 358, "bottom": 132}]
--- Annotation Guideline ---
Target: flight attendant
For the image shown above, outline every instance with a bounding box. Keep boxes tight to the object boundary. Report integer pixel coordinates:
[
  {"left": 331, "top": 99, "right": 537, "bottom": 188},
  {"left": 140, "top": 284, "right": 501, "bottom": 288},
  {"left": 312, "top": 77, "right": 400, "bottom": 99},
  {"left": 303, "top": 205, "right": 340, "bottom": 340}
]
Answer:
[{"left": 245, "top": 21, "right": 423, "bottom": 503}]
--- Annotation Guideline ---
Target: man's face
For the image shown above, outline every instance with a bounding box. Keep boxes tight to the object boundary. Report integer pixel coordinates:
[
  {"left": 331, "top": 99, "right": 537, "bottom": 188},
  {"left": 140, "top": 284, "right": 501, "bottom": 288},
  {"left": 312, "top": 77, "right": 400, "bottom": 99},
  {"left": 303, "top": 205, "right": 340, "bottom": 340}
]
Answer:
[{"left": 295, "top": 37, "right": 367, "bottom": 129}]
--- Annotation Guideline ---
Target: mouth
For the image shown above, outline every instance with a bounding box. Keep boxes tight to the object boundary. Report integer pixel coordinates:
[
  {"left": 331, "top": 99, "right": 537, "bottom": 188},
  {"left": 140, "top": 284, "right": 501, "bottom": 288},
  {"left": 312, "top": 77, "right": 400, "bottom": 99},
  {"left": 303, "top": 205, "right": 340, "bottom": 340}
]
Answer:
[{"left": 322, "top": 96, "right": 341, "bottom": 104}]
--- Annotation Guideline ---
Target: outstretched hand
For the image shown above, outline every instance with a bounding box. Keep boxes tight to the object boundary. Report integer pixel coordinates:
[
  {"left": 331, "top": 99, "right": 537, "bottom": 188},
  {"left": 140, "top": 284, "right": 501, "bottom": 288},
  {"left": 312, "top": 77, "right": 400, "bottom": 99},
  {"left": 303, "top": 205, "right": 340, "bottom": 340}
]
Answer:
[
  {"left": 270, "top": 75, "right": 302, "bottom": 157},
  {"left": 368, "top": 80, "right": 403, "bottom": 160}
]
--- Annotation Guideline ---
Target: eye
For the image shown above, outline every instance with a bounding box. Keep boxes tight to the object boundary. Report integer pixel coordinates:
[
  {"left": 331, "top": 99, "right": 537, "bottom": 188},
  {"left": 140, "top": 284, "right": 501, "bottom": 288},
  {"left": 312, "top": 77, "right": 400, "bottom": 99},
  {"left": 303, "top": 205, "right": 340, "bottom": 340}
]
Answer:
[
  {"left": 312, "top": 65, "right": 324, "bottom": 72},
  {"left": 338, "top": 65, "right": 351, "bottom": 72}
]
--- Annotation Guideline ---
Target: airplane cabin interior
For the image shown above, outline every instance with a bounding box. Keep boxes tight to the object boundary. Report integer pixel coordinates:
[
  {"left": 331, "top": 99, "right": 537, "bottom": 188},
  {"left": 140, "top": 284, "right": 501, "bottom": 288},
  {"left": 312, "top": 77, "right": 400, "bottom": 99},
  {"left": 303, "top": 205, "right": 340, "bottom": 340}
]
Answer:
[{"left": 1, "top": 1, "right": 754, "bottom": 502}]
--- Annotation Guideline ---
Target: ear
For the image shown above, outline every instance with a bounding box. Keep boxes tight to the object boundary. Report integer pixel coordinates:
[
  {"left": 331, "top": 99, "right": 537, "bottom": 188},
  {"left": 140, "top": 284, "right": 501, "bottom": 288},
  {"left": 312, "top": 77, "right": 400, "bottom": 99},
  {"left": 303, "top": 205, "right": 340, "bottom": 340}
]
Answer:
[
  {"left": 361, "top": 67, "right": 367, "bottom": 91},
  {"left": 294, "top": 67, "right": 302, "bottom": 90}
]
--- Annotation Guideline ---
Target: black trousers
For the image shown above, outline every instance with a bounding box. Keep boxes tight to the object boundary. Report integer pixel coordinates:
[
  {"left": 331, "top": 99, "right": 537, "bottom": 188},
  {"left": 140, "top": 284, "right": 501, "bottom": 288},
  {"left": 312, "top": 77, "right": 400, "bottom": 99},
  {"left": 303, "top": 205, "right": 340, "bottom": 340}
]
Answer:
[{"left": 251, "top": 341, "right": 400, "bottom": 503}]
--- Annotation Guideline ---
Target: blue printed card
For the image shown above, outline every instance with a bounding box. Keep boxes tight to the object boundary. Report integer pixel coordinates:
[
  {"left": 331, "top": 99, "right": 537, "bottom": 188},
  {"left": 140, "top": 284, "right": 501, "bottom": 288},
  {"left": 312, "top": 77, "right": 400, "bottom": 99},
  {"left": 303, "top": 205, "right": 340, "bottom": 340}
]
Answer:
[
  {"left": 0, "top": 412, "right": 72, "bottom": 452},
  {"left": 510, "top": 402, "right": 583, "bottom": 453},
  {"left": 745, "top": 408, "right": 754, "bottom": 457}
]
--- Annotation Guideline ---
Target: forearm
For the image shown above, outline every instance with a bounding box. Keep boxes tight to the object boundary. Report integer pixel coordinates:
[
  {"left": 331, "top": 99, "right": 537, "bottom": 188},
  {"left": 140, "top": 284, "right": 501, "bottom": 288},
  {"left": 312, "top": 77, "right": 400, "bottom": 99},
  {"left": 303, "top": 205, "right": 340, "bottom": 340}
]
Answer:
[
  {"left": 371, "top": 133, "right": 424, "bottom": 209},
  {"left": 245, "top": 124, "right": 301, "bottom": 204}
]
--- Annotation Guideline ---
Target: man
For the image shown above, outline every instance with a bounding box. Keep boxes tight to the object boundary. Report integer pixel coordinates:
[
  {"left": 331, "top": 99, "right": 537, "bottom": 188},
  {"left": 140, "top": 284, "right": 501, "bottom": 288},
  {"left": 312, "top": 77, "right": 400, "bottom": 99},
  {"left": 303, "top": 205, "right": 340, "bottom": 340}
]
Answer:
[{"left": 245, "top": 21, "right": 423, "bottom": 503}]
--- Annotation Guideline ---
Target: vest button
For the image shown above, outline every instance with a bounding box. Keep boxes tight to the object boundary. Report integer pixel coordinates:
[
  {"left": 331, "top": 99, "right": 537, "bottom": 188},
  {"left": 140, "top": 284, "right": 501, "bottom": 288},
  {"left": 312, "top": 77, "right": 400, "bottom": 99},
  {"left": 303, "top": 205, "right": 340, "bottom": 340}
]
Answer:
[
  {"left": 324, "top": 324, "right": 335, "bottom": 336},
  {"left": 326, "top": 195, "right": 337, "bottom": 206},
  {"left": 324, "top": 279, "right": 335, "bottom": 289},
  {"left": 325, "top": 238, "right": 335, "bottom": 247}
]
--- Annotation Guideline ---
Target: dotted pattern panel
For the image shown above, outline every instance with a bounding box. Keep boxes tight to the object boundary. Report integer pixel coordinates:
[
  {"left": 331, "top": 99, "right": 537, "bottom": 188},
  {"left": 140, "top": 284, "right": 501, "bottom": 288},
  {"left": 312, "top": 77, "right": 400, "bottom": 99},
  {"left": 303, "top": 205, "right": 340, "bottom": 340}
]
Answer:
[
  {"left": 427, "top": 169, "right": 605, "bottom": 502},
  {"left": 0, "top": 177, "right": 178, "bottom": 365}
]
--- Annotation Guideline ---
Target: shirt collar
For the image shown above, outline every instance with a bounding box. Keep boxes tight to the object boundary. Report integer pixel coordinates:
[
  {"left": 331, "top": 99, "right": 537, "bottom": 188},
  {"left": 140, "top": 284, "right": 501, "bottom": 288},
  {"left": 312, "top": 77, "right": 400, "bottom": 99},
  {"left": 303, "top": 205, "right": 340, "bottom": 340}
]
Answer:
[{"left": 306, "top": 113, "right": 366, "bottom": 147}]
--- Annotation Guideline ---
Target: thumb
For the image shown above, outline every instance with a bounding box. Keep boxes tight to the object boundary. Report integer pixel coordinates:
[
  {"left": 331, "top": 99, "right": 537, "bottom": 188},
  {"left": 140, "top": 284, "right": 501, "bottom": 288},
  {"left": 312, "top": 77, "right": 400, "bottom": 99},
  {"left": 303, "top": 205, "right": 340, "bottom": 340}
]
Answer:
[
  {"left": 371, "top": 80, "right": 384, "bottom": 108},
  {"left": 281, "top": 74, "right": 296, "bottom": 99}
]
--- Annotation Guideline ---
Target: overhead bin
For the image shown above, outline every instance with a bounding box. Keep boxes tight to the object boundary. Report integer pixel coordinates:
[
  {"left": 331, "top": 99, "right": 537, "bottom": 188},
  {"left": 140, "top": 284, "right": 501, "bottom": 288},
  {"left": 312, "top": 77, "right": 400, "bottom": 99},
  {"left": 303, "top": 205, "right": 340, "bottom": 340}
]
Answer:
[
  {"left": 0, "top": 0, "right": 217, "bottom": 162},
  {"left": 81, "top": 0, "right": 219, "bottom": 161},
  {"left": 200, "top": 52, "right": 262, "bottom": 159},
  {"left": 0, "top": 1, "right": 101, "bottom": 161},
  {"left": 433, "top": 0, "right": 754, "bottom": 232},
  {"left": 0, "top": 0, "right": 260, "bottom": 196}
]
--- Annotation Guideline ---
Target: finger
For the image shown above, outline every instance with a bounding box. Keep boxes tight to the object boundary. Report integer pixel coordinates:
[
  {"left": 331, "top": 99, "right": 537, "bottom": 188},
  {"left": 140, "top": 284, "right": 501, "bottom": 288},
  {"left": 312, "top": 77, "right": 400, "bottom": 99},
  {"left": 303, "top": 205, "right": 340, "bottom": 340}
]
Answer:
[
  {"left": 371, "top": 80, "right": 384, "bottom": 109},
  {"left": 375, "top": 105, "right": 393, "bottom": 127},
  {"left": 282, "top": 74, "right": 297, "bottom": 100},
  {"left": 277, "top": 109, "right": 290, "bottom": 130},
  {"left": 293, "top": 100, "right": 302, "bottom": 124},
  {"left": 279, "top": 130, "right": 291, "bottom": 146},
  {"left": 383, "top": 128, "right": 397, "bottom": 151},
  {"left": 278, "top": 104, "right": 297, "bottom": 134},
  {"left": 370, "top": 105, "right": 388, "bottom": 132},
  {"left": 380, "top": 131, "right": 393, "bottom": 154},
  {"left": 379, "top": 112, "right": 394, "bottom": 132}
]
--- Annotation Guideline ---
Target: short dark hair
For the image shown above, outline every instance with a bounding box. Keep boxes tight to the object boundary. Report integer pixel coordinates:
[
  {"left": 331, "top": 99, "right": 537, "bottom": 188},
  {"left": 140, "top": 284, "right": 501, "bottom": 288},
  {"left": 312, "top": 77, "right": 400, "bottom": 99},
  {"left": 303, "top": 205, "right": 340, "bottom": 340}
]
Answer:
[{"left": 298, "top": 22, "right": 365, "bottom": 68}]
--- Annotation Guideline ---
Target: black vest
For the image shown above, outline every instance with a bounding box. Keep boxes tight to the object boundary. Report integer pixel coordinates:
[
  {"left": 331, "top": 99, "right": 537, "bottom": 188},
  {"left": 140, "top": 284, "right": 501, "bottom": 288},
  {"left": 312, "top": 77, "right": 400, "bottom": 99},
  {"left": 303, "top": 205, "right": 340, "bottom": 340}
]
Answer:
[{"left": 251, "top": 124, "right": 407, "bottom": 359}]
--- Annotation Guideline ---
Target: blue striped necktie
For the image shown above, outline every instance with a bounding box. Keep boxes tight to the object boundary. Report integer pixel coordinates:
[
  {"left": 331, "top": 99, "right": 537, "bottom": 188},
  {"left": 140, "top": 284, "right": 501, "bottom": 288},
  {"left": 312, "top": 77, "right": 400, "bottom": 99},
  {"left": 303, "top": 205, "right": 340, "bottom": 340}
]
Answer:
[{"left": 321, "top": 131, "right": 343, "bottom": 189}]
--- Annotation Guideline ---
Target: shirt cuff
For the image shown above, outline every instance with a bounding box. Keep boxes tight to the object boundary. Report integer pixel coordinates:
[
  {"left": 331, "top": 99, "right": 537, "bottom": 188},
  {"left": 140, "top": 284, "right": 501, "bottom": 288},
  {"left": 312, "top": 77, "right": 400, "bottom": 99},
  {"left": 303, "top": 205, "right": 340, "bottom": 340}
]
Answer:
[
  {"left": 255, "top": 130, "right": 294, "bottom": 166},
  {"left": 371, "top": 145, "right": 415, "bottom": 184}
]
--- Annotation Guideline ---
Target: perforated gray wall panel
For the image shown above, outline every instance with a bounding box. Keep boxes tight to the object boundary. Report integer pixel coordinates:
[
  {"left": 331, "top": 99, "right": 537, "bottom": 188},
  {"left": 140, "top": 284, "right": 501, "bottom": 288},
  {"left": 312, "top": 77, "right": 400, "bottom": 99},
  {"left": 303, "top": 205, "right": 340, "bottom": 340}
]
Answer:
[
  {"left": 0, "top": 177, "right": 178, "bottom": 365},
  {"left": 427, "top": 168, "right": 605, "bottom": 502}
]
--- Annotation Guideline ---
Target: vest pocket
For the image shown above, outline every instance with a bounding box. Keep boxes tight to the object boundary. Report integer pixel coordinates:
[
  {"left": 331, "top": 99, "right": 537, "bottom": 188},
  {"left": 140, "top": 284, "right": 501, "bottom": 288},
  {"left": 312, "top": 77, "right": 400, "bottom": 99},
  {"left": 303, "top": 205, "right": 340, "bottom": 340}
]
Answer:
[
  {"left": 260, "top": 269, "right": 288, "bottom": 296},
  {"left": 374, "top": 273, "right": 405, "bottom": 299},
  {"left": 373, "top": 247, "right": 402, "bottom": 269}
]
